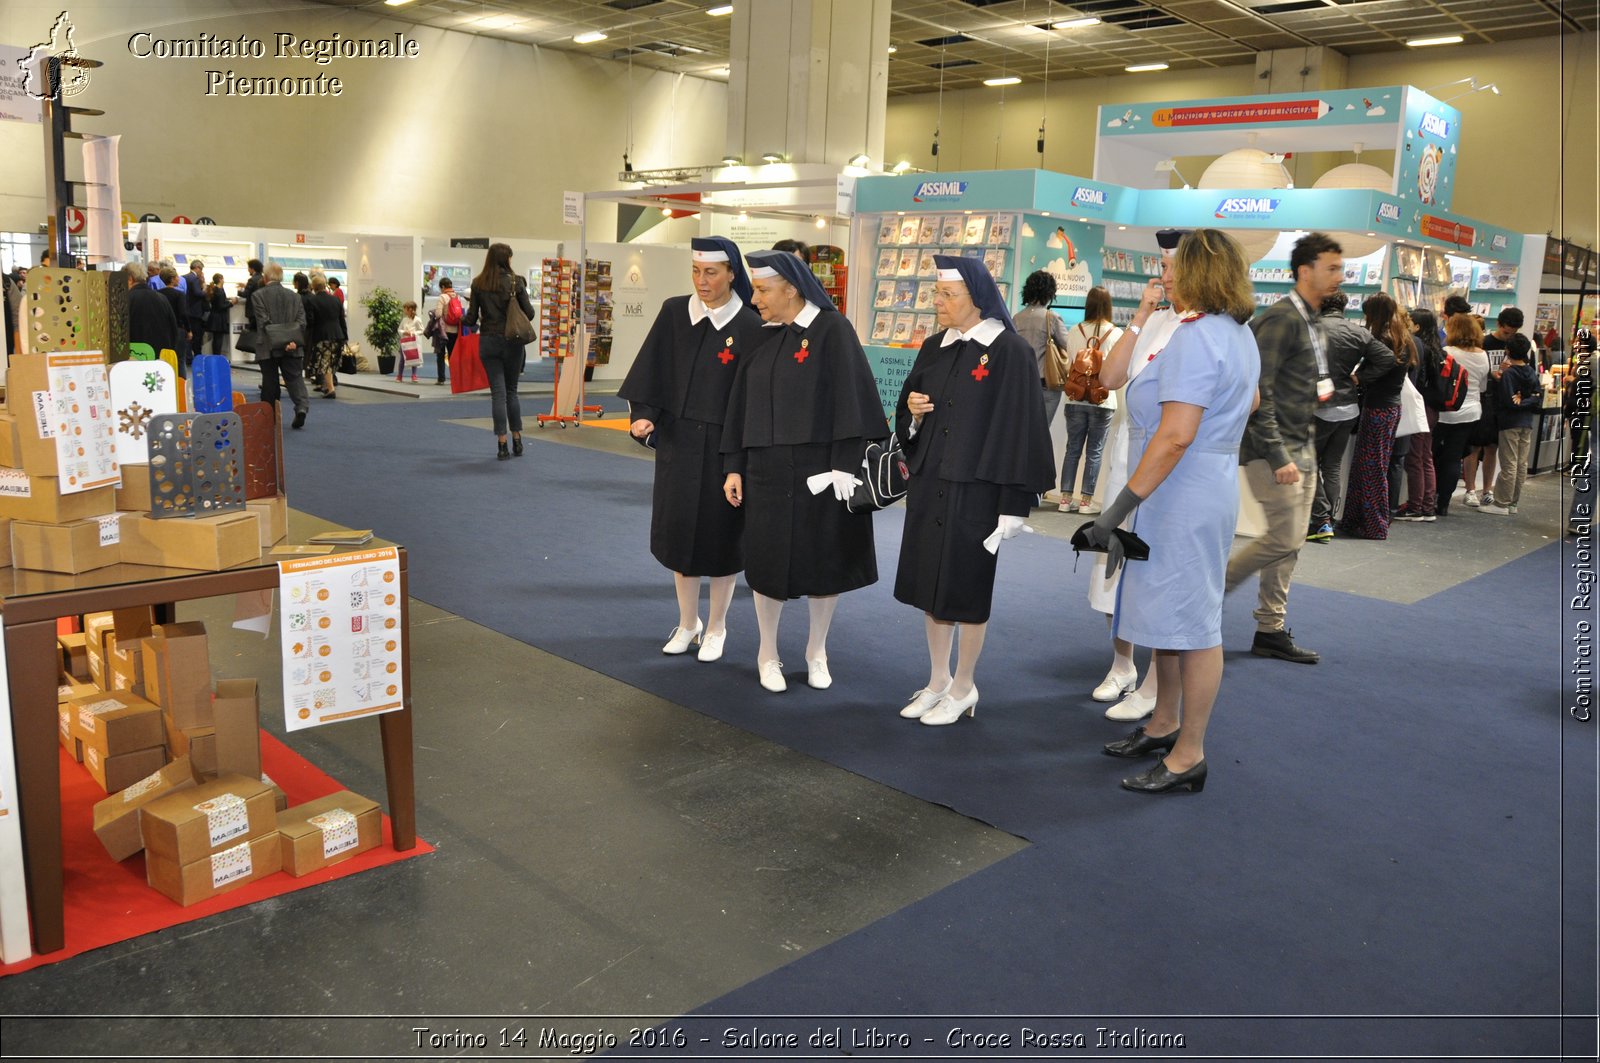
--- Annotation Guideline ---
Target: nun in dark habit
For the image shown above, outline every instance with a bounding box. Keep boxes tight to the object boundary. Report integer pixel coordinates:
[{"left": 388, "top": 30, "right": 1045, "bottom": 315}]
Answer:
[
  {"left": 893, "top": 255, "right": 1054, "bottom": 726},
  {"left": 721, "top": 248, "right": 888, "bottom": 694},
  {"left": 620, "top": 237, "right": 767, "bottom": 662}
]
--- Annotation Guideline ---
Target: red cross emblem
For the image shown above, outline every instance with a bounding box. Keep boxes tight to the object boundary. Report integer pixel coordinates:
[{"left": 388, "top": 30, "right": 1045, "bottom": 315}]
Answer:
[
  {"left": 971, "top": 363, "right": 989, "bottom": 381},
  {"left": 794, "top": 347, "right": 809, "bottom": 364},
  {"left": 718, "top": 347, "right": 734, "bottom": 365}
]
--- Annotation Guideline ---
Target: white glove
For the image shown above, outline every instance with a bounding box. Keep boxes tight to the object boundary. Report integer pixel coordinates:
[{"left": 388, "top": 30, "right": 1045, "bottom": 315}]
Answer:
[
  {"left": 807, "top": 470, "right": 863, "bottom": 502},
  {"left": 981, "top": 515, "right": 1033, "bottom": 555}
]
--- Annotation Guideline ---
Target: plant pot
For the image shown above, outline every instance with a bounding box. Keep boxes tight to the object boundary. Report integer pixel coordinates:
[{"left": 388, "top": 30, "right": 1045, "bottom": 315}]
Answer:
[{"left": 377, "top": 354, "right": 396, "bottom": 375}]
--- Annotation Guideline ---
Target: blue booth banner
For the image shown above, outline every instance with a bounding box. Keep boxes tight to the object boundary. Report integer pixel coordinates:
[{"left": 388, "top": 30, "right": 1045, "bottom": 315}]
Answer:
[
  {"left": 1098, "top": 86, "right": 1411, "bottom": 136},
  {"left": 1397, "top": 88, "right": 1463, "bottom": 211}
]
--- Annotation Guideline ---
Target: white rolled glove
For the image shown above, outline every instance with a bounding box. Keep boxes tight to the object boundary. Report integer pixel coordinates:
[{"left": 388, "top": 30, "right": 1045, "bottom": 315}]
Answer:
[
  {"left": 981, "top": 515, "right": 1034, "bottom": 555},
  {"left": 807, "top": 470, "right": 862, "bottom": 501}
]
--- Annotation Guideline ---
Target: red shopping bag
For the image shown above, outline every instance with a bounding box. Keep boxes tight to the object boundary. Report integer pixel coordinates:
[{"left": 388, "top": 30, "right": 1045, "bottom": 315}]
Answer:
[
  {"left": 449, "top": 333, "right": 489, "bottom": 394},
  {"left": 399, "top": 334, "right": 422, "bottom": 365}
]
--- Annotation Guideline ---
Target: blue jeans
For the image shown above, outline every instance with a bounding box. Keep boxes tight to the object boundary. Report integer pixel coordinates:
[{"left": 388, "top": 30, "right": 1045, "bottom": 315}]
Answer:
[{"left": 1062, "top": 404, "right": 1113, "bottom": 498}]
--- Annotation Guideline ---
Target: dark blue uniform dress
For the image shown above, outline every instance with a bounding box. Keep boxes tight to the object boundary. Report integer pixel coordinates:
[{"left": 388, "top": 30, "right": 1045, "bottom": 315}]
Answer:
[
  {"left": 893, "top": 320, "right": 1054, "bottom": 623},
  {"left": 721, "top": 306, "right": 888, "bottom": 600},
  {"left": 620, "top": 294, "right": 767, "bottom": 577}
]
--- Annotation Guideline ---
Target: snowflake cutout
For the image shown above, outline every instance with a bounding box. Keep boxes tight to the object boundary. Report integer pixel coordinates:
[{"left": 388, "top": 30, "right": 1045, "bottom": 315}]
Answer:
[
  {"left": 118, "top": 403, "right": 153, "bottom": 439},
  {"left": 142, "top": 372, "right": 164, "bottom": 393}
]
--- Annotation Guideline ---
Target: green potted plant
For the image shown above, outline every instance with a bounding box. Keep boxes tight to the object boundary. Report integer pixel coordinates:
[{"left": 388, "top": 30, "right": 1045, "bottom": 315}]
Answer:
[{"left": 361, "top": 286, "right": 404, "bottom": 375}]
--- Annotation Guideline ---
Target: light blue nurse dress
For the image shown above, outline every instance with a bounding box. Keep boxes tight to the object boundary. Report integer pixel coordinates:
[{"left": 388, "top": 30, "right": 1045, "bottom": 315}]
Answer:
[{"left": 1113, "top": 313, "right": 1260, "bottom": 650}]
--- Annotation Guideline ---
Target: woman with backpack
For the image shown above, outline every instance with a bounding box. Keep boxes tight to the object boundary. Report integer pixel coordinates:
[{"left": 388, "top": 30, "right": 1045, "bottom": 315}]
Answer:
[
  {"left": 1057, "top": 287, "right": 1123, "bottom": 515},
  {"left": 1432, "top": 312, "right": 1491, "bottom": 518},
  {"left": 463, "top": 244, "right": 536, "bottom": 460},
  {"left": 1336, "top": 294, "right": 1412, "bottom": 540},
  {"left": 1398, "top": 309, "right": 1443, "bottom": 521},
  {"left": 433, "top": 277, "right": 464, "bottom": 371}
]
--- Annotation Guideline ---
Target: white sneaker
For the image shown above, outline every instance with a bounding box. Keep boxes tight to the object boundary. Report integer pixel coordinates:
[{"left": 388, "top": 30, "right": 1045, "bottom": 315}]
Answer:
[
  {"left": 697, "top": 629, "right": 726, "bottom": 662},
  {"left": 758, "top": 659, "right": 786, "bottom": 692},
  {"left": 1105, "top": 687, "right": 1157, "bottom": 722},
  {"left": 1092, "top": 666, "right": 1138, "bottom": 702},
  {"left": 1077, "top": 500, "right": 1101, "bottom": 516},
  {"left": 900, "top": 680, "right": 952, "bottom": 719},
  {"left": 1480, "top": 492, "right": 1495, "bottom": 506},
  {"left": 807, "top": 657, "right": 832, "bottom": 689},
  {"left": 1478, "top": 502, "right": 1510, "bottom": 515},
  {"left": 1464, "top": 490, "right": 1481, "bottom": 507},
  {"left": 1043, "top": 489, "right": 1067, "bottom": 504},
  {"left": 920, "top": 686, "right": 978, "bottom": 726},
  {"left": 662, "top": 620, "right": 703, "bottom": 655}
]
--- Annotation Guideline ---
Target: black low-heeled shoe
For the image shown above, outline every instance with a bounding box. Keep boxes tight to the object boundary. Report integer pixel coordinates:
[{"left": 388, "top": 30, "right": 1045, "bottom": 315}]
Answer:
[
  {"left": 511, "top": 436, "right": 524, "bottom": 457},
  {"left": 1102, "top": 725, "right": 1179, "bottom": 759},
  {"left": 496, "top": 441, "right": 511, "bottom": 461},
  {"left": 1121, "top": 758, "right": 1207, "bottom": 794}
]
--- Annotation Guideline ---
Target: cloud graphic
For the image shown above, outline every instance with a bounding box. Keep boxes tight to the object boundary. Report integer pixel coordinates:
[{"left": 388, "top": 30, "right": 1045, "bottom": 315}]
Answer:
[
  {"left": 1106, "top": 118, "right": 1124, "bottom": 128},
  {"left": 1449, "top": 144, "right": 1457, "bottom": 154},
  {"left": 1020, "top": 222, "right": 1036, "bottom": 238},
  {"left": 1046, "top": 229, "right": 1068, "bottom": 249},
  {"left": 1365, "top": 106, "right": 1387, "bottom": 117},
  {"left": 1344, "top": 103, "right": 1355, "bottom": 110}
]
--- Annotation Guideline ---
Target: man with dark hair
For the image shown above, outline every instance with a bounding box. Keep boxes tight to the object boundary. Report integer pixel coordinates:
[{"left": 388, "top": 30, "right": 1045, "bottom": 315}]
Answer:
[
  {"left": 1307, "top": 292, "right": 1395, "bottom": 542},
  {"left": 1480, "top": 334, "right": 1541, "bottom": 515},
  {"left": 771, "top": 239, "right": 812, "bottom": 264},
  {"left": 1225, "top": 232, "right": 1344, "bottom": 663},
  {"left": 1465, "top": 306, "right": 1525, "bottom": 505},
  {"left": 241, "top": 258, "right": 265, "bottom": 336},
  {"left": 1441, "top": 294, "right": 1473, "bottom": 320}
]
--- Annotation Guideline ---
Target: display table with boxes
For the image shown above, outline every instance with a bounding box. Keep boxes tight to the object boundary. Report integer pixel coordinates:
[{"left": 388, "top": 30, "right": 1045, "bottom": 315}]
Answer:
[{"left": 2, "top": 539, "right": 417, "bottom": 953}]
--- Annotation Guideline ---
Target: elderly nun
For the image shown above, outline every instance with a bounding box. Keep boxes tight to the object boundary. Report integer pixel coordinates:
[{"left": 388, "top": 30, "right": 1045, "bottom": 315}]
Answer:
[
  {"left": 720, "top": 248, "right": 888, "bottom": 694},
  {"left": 892, "top": 254, "right": 1053, "bottom": 726}
]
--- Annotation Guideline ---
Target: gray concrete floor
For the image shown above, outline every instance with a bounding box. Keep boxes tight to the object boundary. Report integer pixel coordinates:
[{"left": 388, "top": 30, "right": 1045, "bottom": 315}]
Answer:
[{"left": 0, "top": 384, "right": 1570, "bottom": 1058}]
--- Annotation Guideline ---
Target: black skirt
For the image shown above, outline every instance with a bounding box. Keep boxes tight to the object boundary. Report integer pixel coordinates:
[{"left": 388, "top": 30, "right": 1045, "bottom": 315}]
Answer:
[
  {"left": 1467, "top": 393, "right": 1500, "bottom": 447},
  {"left": 743, "top": 442, "right": 876, "bottom": 600},
  {"left": 651, "top": 416, "right": 743, "bottom": 577},
  {"left": 894, "top": 476, "right": 1002, "bottom": 623}
]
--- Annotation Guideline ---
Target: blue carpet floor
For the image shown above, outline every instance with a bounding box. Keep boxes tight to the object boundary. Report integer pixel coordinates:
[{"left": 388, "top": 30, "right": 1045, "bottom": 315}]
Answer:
[{"left": 285, "top": 397, "right": 1591, "bottom": 1055}]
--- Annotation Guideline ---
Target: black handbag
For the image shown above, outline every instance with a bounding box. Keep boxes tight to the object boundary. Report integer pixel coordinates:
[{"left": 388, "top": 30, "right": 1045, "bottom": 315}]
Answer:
[
  {"left": 846, "top": 436, "right": 910, "bottom": 512},
  {"left": 234, "top": 330, "right": 257, "bottom": 354},
  {"left": 1069, "top": 522, "right": 1151, "bottom": 561},
  {"left": 339, "top": 350, "right": 358, "bottom": 375}
]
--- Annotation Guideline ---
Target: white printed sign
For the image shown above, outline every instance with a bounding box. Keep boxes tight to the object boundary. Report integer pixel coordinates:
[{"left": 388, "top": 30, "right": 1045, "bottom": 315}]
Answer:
[
  {"left": 196, "top": 792, "right": 249, "bottom": 847},
  {"left": 0, "top": 470, "right": 30, "bottom": 498},
  {"left": 32, "top": 391, "right": 54, "bottom": 439},
  {"left": 97, "top": 514, "right": 121, "bottom": 547},
  {"left": 278, "top": 546, "right": 405, "bottom": 732},
  {"left": 210, "top": 840, "right": 253, "bottom": 888},
  {"left": 44, "top": 351, "right": 119, "bottom": 494},
  {"left": 310, "top": 808, "right": 359, "bottom": 858}
]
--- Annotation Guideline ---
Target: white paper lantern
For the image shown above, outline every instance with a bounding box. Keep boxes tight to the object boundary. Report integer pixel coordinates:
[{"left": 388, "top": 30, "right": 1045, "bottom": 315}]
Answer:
[
  {"left": 1198, "top": 148, "right": 1287, "bottom": 263},
  {"left": 1313, "top": 163, "right": 1395, "bottom": 258}
]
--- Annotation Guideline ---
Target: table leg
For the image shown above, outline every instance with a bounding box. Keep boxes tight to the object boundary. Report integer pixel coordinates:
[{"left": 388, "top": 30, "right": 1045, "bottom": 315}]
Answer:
[
  {"left": 380, "top": 561, "right": 416, "bottom": 851},
  {"left": 6, "top": 619, "right": 65, "bottom": 953}
]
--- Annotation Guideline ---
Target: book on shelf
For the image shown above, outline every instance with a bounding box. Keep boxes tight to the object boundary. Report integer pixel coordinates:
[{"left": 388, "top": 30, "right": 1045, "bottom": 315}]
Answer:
[
  {"left": 896, "top": 251, "right": 919, "bottom": 276},
  {"left": 910, "top": 315, "right": 933, "bottom": 346},
  {"left": 939, "top": 216, "right": 964, "bottom": 243},
  {"left": 983, "top": 248, "right": 1007, "bottom": 279},
  {"left": 870, "top": 313, "right": 894, "bottom": 342},
  {"left": 987, "top": 214, "right": 1014, "bottom": 245},
  {"left": 892, "top": 280, "right": 918, "bottom": 310},
  {"left": 916, "top": 217, "right": 939, "bottom": 244},
  {"left": 917, "top": 250, "right": 938, "bottom": 277},
  {"left": 962, "top": 216, "right": 989, "bottom": 245},
  {"left": 898, "top": 216, "right": 922, "bottom": 244},
  {"left": 914, "top": 281, "right": 936, "bottom": 312},
  {"left": 874, "top": 280, "right": 897, "bottom": 309},
  {"left": 876, "top": 217, "right": 899, "bottom": 244},
  {"left": 875, "top": 248, "right": 898, "bottom": 276},
  {"left": 891, "top": 313, "right": 916, "bottom": 344}
]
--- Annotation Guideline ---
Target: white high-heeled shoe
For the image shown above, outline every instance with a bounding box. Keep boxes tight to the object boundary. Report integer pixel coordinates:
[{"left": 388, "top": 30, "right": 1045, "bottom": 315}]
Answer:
[
  {"left": 1104, "top": 687, "right": 1157, "bottom": 722},
  {"left": 662, "top": 620, "right": 703, "bottom": 655},
  {"left": 697, "top": 629, "right": 727, "bottom": 662},
  {"left": 1092, "top": 665, "right": 1137, "bottom": 702},
  {"left": 807, "top": 656, "right": 832, "bottom": 689},
  {"left": 900, "top": 680, "right": 952, "bottom": 719},
  {"left": 758, "top": 659, "right": 786, "bottom": 692},
  {"left": 920, "top": 686, "right": 978, "bottom": 726}
]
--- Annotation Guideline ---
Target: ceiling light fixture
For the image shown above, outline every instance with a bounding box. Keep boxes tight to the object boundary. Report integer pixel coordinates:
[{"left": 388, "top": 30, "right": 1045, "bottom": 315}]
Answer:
[
  {"left": 660, "top": 207, "right": 673, "bottom": 216},
  {"left": 892, "top": 160, "right": 912, "bottom": 173},
  {"left": 1407, "top": 34, "right": 1463, "bottom": 47},
  {"left": 737, "top": 211, "right": 749, "bottom": 222},
  {"left": 1154, "top": 158, "right": 1193, "bottom": 189},
  {"left": 707, "top": 4, "right": 734, "bottom": 14},
  {"left": 984, "top": 76, "right": 1021, "bottom": 87},
  {"left": 721, "top": 154, "right": 741, "bottom": 166},
  {"left": 847, "top": 153, "right": 870, "bottom": 168},
  {"left": 573, "top": 31, "right": 608, "bottom": 44},
  {"left": 887, "top": 46, "right": 897, "bottom": 54},
  {"left": 1052, "top": 17, "right": 1100, "bottom": 29},
  {"left": 383, "top": 0, "right": 418, "bottom": 6},
  {"left": 1126, "top": 62, "right": 1168, "bottom": 73},
  {"left": 760, "top": 151, "right": 784, "bottom": 164},
  {"left": 814, "top": 216, "right": 828, "bottom": 230}
]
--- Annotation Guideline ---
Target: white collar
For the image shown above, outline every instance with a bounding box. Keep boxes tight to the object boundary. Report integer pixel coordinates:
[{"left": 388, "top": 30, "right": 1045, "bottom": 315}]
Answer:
[
  {"left": 940, "top": 317, "right": 1005, "bottom": 347},
  {"left": 765, "top": 300, "right": 823, "bottom": 328},
  {"left": 688, "top": 293, "right": 744, "bottom": 329}
]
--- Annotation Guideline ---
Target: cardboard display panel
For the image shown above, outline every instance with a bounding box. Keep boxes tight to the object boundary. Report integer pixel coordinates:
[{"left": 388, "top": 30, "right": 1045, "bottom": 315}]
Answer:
[
  {"left": 109, "top": 360, "right": 181, "bottom": 467},
  {"left": 10, "top": 514, "right": 125, "bottom": 574},
  {"left": 244, "top": 494, "right": 287, "bottom": 547},
  {"left": 236, "top": 402, "right": 284, "bottom": 500}
]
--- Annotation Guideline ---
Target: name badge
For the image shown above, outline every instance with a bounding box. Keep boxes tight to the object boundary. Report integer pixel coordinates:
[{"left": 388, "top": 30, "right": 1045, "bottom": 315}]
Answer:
[{"left": 1316, "top": 377, "right": 1334, "bottom": 402}]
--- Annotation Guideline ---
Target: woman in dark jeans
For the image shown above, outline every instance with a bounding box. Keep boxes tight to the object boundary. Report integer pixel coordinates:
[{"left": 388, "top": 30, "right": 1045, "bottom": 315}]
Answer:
[{"left": 463, "top": 243, "right": 535, "bottom": 460}]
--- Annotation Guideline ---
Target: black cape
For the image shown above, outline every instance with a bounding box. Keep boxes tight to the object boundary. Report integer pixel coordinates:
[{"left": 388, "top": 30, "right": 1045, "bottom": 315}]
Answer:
[{"left": 619, "top": 295, "right": 765, "bottom": 425}]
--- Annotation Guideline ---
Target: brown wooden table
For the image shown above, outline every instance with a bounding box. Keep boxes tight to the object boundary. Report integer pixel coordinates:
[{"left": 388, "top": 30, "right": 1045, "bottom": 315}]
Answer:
[{"left": 1, "top": 541, "right": 417, "bottom": 954}]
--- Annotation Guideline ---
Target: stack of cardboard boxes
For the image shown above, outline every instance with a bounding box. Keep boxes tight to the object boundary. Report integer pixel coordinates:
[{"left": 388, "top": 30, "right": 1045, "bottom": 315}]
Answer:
[{"left": 57, "top": 609, "right": 382, "bottom": 905}]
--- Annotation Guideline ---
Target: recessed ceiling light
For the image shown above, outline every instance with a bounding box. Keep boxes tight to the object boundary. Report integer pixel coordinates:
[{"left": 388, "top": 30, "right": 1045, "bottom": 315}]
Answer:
[
  {"left": 707, "top": 4, "right": 734, "bottom": 14},
  {"left": 1125, "top": 62, "right": 1168, "bottom": 73},
  {"left": 1407, "top": 35, "right": 1463, "bottom": 47},
  {"left": 475, "top": 15, "right": 525, "bottom": 29},
  {"left": 760, "top": 151, "right": 784, "bottom": 163},
  {"left": 887, "top": 45, "right": 897, "bottom": 53},
  {"left": 383, "top": 0, "right": 417, "bottom": 6},
  {"left": 984, "top": 76, "right": 1021, "bottom": 87},
  {"left": 573, "top": 31, "right": 608, "bottom": 44},
  {"left": 721, "top": 154, "right": 741, "bottom": 166},
  {"left": 848, "top": 153, "right": 870, "bottom": 167},
  {"left": 1052, "top": 17, "right": 1100, "bottom": 29}
]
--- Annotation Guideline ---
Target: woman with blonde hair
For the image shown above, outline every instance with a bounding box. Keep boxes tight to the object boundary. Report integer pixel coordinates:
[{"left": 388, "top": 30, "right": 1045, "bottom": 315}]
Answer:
[{"left": 1080, "top": 229, "right": 1260, "bottom": 795}]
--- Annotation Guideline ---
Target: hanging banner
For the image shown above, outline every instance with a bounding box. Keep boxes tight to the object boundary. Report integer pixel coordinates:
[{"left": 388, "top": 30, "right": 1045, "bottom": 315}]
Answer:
[
  {"left": 82, "top": 134, "right": 124, "bottom": 264},
  {"left": 278, "top": 546, "right": 405, "bottom": 732}
]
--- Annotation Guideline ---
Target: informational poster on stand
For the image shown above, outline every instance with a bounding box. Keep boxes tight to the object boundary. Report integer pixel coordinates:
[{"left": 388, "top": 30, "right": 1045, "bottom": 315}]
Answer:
[
  {"left": 43, "top": 351, "right": 120, "bottom": 494},
  {"left": 277, "top": 547, "right": 405, "bottom": 732}
]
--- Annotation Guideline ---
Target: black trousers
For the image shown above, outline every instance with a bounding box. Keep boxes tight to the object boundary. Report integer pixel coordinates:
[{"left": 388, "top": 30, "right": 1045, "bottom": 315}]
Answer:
[
  {"left": 437, "top": 332, "right": 456, "bottom": 382},
  {"left": 1311, "top": 417, "right": 1357, "bottom": 527},
  {"left": 1388, "top": 434, "right": 1411, "bottom": 512},
  {"left": 1433, "top": 421, "right": 1473, "bottom": 515},
  {"left": 259, "top": 352, "right": 310, "bottom": 415}
]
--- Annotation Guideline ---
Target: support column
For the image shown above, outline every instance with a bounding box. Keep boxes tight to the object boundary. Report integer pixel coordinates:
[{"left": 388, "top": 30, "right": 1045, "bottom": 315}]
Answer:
[
  {"left": 1253, "top": 47, "right": 1352, "bottom": 191},
  {"left": 726, "top": 0, "right": 891, "bottom": 169}
]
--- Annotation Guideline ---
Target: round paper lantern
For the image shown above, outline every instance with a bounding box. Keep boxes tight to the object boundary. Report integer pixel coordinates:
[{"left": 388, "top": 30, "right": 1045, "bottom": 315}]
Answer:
[
  {"left": 1198, "top": 148, "right": 1287, "bottom": 263},
  {"left": 1313, "top": 163, "right": 1395, "bottom": 258}
]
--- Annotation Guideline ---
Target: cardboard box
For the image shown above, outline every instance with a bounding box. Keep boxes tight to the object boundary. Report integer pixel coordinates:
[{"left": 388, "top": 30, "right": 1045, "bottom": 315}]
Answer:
[
  {"left": 112, "top": 606, "right": 155, "bottom": 642},
  {"left": 0, "top": 403, "right": 61, "bottom": 477},
  {"left": 212, "top": 678, "right": 261, "bottom": 780},
  {"left": 68, "top": 689, "right": 164, "bottom": 756},
  {"left": 91, "top": 756, "right": 196, "bottom": 861},
  {"left": 59, "top": 632, "right": 90, "bottom": 681},
  {"left": 165, "top": 715, "right": 217, "bottom": 778},
  {"left": 278, "top": 790, "right": 381, "bottom": 876},
  {"left": 262, "top": 774, "right": 288, "bottom": 813},
  {"left": 0, "top": 411, "right": 18, "bottom": 467},
  {"left": 114, "top": 463, "right": 152, "bottom": 513},
  {"left": 139, "top": 773, "right": 277, "bottom": 865},
  {"left": 244, "top": 493, "right": 287, "bottom": 547},
  {"left": 83, "top": 743, "right": 166, "bottom": 794},
  {"left": 142, "top": 622, "right": 212, "bottom": 730},
  {"left": 10, "top": 515, "right": 124, "bottom": 574},
  {"left": 84, "top": 611, "right": 115, "bottom": 688},
  {"left": 146, "top": 832, "right": 282, "bottom": 906},
  {"left": 105, "top": 633, "right": 149, "bottom": 695},
  {"left": 57, "top": 702, "right": 83, "bottom": 761},
  {"left": 119, "top": 512, "right": 261, "bottom": 571},
  {"left": 0, "top": 516, "right": 10, "bottom": 568},
  {"left": 0, "top": 470, "right": 116, "bottom": 524}
]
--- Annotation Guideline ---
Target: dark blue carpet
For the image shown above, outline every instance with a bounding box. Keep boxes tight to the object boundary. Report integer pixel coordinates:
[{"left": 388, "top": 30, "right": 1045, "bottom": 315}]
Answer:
[{"left": 283, "top": 398, "right": 1591, "bottom": 1054}]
